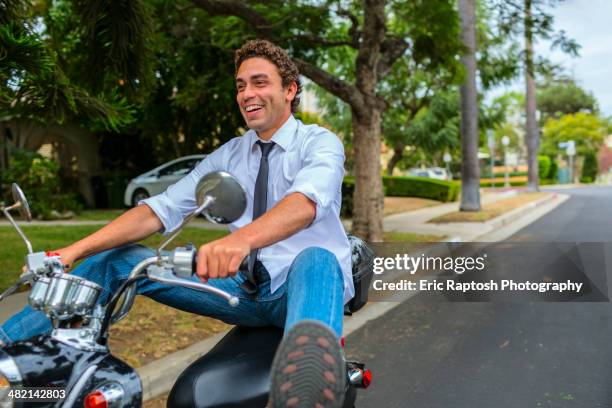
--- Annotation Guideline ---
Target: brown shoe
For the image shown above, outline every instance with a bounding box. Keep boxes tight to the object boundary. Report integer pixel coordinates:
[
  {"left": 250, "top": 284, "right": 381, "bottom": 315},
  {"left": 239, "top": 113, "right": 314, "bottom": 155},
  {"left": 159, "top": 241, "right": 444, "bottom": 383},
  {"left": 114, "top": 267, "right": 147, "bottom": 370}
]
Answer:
[{"left": 269, "top": 320, "right": 346, "bottom": 408}]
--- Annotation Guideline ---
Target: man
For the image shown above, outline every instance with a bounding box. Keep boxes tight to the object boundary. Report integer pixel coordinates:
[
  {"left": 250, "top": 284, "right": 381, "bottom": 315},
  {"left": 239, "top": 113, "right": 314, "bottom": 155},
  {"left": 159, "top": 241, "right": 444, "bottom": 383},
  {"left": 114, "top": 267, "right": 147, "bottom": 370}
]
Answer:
[{"left": 0, "top": 40, "right": 352, "bottom": 407}]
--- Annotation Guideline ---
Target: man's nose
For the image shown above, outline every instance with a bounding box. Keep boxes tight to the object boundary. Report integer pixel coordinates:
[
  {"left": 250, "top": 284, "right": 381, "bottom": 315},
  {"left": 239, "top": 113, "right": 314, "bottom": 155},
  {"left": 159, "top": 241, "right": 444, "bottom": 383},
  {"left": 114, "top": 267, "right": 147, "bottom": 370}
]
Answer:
[{"left": 242, "top": 83, "right": 256, "bottom": 99}]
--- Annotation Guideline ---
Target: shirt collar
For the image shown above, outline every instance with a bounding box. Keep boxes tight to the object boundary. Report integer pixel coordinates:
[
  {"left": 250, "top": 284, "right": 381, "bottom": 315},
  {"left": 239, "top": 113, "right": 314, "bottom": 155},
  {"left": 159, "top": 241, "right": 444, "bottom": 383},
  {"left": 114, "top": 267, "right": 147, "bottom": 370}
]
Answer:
[{"left": 249, "top": 115, "right": 297, "bottom": 152}]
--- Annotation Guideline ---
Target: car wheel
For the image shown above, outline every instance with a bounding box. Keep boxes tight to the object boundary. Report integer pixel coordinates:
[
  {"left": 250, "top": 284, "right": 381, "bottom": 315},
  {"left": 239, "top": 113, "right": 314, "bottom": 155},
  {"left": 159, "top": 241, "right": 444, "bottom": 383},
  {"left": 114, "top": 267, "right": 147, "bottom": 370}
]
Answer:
[{"left": 131, "top": 189, "right": 150, "bottom": 206}]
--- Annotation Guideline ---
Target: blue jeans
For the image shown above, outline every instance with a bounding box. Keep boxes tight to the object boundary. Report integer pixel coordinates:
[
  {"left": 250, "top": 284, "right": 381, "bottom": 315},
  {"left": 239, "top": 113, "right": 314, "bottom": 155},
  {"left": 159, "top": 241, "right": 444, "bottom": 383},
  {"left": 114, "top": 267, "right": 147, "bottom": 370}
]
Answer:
[{"left": 0, "top": 245, "right": 345, "bottom": 345}]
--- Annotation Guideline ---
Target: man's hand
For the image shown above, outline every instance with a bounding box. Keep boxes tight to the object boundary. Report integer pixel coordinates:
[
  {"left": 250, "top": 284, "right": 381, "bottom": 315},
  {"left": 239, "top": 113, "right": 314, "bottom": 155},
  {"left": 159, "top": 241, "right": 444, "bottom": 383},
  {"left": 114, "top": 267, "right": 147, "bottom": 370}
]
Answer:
[
  {"left": 51, "top": 246, "right": 80, "bottom": 272},
  {"left": 196, "top": 234, "right": 250, "bottom": 282},
  {"left": 21, "top": 246, "right": 78, "bottom": 276}
]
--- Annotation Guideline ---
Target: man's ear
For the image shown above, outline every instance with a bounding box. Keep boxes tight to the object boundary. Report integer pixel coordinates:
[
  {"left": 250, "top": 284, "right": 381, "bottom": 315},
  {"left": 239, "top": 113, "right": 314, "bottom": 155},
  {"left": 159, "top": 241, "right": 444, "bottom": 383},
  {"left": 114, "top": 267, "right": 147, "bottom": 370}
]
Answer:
[{"left": 286, "top": 82, "right": 298, "bottom": 103}]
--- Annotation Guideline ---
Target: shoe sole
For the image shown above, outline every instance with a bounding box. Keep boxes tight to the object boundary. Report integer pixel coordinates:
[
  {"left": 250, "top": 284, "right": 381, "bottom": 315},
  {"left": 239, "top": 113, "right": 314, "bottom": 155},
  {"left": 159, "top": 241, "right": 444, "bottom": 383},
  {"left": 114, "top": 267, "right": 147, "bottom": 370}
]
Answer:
[{"left": 269, "top": 320, "right": 346, "bottom": 408}]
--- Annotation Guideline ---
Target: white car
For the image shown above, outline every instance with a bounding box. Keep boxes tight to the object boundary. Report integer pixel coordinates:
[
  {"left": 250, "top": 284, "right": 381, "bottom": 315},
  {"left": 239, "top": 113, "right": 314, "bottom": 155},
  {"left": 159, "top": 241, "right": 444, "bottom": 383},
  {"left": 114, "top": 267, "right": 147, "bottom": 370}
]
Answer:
[
  {"left": 123, "top": 155, "right": 206, "bottom": 207},
  {"left": 407, "top": 167, "right": 451, "bottom": 181}
]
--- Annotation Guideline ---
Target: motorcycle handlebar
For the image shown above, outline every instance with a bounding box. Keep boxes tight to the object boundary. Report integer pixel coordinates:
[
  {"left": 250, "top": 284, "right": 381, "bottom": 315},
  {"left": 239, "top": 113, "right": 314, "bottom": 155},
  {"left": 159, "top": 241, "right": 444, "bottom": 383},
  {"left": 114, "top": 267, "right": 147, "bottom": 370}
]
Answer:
[{"left": 110, "top": 249, "right": 240, "bottom": 325}]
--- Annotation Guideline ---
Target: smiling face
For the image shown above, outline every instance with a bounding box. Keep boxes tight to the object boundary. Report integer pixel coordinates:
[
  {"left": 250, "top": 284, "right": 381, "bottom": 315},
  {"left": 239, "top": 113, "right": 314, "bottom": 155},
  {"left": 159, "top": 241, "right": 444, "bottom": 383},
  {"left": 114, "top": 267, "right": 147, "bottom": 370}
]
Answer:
[{"left": 236, "top": 57, "right": 297, "bottom": 140}]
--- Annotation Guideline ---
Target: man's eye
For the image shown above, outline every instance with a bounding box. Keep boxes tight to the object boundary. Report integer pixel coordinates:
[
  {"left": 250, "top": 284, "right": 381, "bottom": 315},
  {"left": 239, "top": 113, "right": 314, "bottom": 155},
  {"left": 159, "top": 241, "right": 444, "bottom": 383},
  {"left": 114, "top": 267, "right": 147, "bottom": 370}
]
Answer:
[
  {"left": 237, "top": 85, "right": 245, "bottom": 91},
  {"left": 255, "top": 81, "right": 267, "bottom": 87}
]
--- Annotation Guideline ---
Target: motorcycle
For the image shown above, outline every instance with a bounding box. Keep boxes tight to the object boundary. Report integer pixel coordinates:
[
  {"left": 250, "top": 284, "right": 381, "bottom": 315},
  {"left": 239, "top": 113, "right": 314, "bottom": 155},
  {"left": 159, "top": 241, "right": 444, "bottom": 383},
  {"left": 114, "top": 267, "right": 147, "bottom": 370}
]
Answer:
[{"left": 0, "top": 172, "right": 373, "bottom": 407}]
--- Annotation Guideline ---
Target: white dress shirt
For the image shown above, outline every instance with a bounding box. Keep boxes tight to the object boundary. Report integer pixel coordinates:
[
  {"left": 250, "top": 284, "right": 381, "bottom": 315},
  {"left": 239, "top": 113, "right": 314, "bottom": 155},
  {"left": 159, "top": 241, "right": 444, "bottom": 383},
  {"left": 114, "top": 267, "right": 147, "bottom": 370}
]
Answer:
[{"left": 141, "top": 115, "right": 354, "bottom": 303}]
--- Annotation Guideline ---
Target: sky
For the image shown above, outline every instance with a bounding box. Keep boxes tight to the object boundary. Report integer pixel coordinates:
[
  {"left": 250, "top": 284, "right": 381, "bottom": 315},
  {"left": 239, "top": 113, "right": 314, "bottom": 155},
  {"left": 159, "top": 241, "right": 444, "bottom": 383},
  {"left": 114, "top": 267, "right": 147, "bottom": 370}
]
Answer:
[{"left": 494, "top": 0, "right": 612, "bottom": 117}]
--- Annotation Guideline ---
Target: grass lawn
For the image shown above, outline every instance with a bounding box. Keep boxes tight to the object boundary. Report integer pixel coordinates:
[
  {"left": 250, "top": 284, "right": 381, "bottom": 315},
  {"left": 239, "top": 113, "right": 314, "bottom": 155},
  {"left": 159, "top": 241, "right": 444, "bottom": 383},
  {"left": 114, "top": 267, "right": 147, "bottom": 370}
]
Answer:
[
  {"left": 429, "top": 192, "right": 548, "bottom": 223},
  {"left": 383, "top": 196, "right": 441, "bottom": 216},
  {"left": 0, "top": 226, "right": 228, "bottom": 291},
  {"left": 73, "top": 209, "right": 127, "bottom": 221}
]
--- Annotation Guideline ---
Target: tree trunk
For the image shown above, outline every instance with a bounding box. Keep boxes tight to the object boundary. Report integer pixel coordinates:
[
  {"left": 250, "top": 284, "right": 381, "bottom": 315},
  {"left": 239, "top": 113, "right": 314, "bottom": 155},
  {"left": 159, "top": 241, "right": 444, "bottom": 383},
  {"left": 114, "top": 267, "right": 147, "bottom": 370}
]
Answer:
[
  {"left": 351, "top": 105, "right": 384, "bottom": 241},
  {"left": 458, "top": 0, "right": 480, "bottom": 211},
  {"left": 524, "top": 0, "right": 540, "bottom": 191},
  {"left": 386, "top": 141, "right": 405, "bottom": 176},
  {"left": 349, "top": 0, "right": 386, "bottom": 242}
]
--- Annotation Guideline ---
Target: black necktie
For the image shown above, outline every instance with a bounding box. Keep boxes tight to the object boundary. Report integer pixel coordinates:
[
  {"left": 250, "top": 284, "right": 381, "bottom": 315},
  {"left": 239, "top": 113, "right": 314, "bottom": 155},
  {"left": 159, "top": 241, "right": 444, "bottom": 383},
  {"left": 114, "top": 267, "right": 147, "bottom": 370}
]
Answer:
[{"left": 241, "top": 140, "right": 275, "bottom": 294}]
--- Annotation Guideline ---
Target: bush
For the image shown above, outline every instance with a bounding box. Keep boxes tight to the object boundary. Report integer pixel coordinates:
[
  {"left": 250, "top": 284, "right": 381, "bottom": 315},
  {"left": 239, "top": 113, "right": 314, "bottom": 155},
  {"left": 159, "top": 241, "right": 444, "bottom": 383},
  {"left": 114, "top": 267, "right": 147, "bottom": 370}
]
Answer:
[
  {"left": 582, "top": 152, "right": 598, "bottom": 182},
  {"left": 538, "top": 155, "right": 552, "bottom": 180},
  {"left": 382, "top": 176, "right": 460, "bottom": 202},
  {"left": 492, "top": 171, "right": 528, "bottom": 177},
  {"left": 579, "top": 176, "right": 593, "bottom": 184},
  {"left": 549, "top": 159, "right": 558, "bottom": 181},
  {"left": 340, "top": 176, "right": 459, "bottom": 217},
  {"left": 1, "top": 149, "right": 82, "bottom": 219},
  {"left": 480, "top": 180, "right": 527, "bottom": 187}
]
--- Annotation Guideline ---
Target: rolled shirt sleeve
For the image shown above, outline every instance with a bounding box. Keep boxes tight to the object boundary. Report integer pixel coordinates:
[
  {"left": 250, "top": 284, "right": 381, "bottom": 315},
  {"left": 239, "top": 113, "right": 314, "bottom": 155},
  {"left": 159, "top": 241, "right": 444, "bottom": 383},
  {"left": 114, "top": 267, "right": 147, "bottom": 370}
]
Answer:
[
  {"left": 285, "top": 129, "right": 345, "bottom": 224},
  {"left": 139, "top": 146, "right": 225, "bottom": 234}
]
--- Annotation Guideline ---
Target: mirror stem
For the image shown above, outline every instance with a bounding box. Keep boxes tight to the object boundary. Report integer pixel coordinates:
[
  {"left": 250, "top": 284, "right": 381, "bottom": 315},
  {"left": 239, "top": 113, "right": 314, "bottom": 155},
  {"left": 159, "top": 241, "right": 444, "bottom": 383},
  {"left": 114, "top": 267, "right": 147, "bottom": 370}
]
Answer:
[
  {"left": 156, "top": 196, "right": 215, "bottom": 261},
  {"left": 2, "top": 206, "right": 33, "bottom": 254}
]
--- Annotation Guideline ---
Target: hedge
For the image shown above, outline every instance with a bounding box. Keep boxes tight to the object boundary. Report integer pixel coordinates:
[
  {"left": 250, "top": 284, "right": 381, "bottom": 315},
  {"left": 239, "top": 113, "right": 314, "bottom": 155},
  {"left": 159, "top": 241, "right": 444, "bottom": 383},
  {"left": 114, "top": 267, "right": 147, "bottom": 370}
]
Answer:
[
  {"left": 582, "top": 152, "right": 598, "bottom": 182},
  {"left": 480, "top": 180, "right": 528, "bottom": 188},
  {"left": 341, "top": 176, "right": 460, "bottom": 217},
  {"left": 538, "top": 155, "right": 552, "bottom": 179},
  {"left": 382, "top": 176, "right": 460, "bottom": 202},
  {"left": 492, "top": 171, "right": 528, "bottom": 177},
  {"left": 480, "top": 178, "right": 556, "bottom": 188}
]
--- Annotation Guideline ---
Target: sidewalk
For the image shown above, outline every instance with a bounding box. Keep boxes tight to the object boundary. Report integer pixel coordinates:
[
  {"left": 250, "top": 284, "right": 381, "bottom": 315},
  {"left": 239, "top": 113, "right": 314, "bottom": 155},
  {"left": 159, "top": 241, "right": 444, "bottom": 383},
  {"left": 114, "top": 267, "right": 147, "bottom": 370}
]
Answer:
[
  {"left": 381, "top": 190, "right": 568, "bottom": 241},
  {"left": 0, "top": 189, "right": 572, "bottom": 403},
  {"left": 342, "top": 190, "right": 563, "bottom": 241}
]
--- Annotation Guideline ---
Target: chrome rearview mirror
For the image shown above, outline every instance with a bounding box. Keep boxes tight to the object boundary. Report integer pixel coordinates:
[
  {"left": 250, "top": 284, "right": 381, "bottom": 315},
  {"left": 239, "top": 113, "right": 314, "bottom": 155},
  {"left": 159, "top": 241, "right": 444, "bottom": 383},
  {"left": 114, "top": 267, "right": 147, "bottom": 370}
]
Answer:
[
  {"left": 11, "top": 183, "right": 32, "bottom": 222},
  {"left": 156, "top": 172, "right": 247, "bottom": 258},
  {"left": 1, "top": 183, "right": 33, "bottom": 253},
  {"left": 196, "top": 171, "right": 247, "bottom": 224}
]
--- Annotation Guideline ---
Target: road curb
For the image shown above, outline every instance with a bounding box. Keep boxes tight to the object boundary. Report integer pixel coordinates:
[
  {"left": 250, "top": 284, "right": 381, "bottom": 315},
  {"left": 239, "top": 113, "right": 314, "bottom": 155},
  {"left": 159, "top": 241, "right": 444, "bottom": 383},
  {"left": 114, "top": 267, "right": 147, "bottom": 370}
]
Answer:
[{"left": 485, "top": 192, "right": 557, "bottom": 230}]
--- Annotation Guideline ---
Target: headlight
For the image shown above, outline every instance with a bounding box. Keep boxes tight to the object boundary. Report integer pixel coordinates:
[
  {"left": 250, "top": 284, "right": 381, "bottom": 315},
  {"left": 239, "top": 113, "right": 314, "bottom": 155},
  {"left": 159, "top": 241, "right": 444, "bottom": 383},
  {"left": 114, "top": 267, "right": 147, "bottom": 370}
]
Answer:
[{"left": 0, "top": 350, "right": 22, "bottom": 407}]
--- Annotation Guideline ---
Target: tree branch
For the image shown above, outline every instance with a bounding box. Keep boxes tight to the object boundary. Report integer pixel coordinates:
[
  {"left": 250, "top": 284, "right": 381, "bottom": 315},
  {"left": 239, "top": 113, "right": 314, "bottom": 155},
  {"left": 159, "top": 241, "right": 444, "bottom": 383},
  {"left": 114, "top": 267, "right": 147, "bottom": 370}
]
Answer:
[
  {"left": 336, "top": 7, "right": 361, "bottom": 48},
  {"left": 377, "top": 35, "right": 409, "bottom": 80},
  {"left": 292, "top": 34, "right": 354, "bottom": 48},
  {"left": 293, "top": 58, "right": 363, "bottom": 111},
  {"left": 191, "top": 0, "right": 277, "bottom": 39}
]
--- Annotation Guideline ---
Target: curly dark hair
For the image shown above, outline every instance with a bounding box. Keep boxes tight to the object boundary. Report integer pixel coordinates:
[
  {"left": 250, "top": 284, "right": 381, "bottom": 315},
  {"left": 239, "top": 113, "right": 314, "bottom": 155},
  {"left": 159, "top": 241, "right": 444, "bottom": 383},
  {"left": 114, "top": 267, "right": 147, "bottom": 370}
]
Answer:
[{"left": 235, "top": 39, "right": 302, "bottom": 113}]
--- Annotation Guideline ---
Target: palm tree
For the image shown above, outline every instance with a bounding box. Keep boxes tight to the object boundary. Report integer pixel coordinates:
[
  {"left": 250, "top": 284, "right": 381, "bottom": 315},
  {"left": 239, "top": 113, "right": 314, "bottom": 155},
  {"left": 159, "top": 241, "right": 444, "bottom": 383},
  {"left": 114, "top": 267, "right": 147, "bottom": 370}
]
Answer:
[
  {"left": 1, "top": 0, "right": 138, "bottom": 170},
  {"left": 523, "top": 0, "right": 539, "bottom": 191},
  {"left": 458, "top": 0, "right": 481, "bottom": 211}
]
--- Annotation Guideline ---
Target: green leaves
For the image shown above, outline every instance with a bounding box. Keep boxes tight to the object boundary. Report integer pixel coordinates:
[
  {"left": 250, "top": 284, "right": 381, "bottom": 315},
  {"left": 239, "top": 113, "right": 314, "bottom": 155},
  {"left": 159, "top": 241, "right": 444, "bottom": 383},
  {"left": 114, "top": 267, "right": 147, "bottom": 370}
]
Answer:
[
  {"left": 72, "top": 0, "right": 154, "bottom": 95},
  {"left": 0, "top": 24, "right": 53, "bottom": 79},
  {"left": 537, "top": 75, "right": 598, "bottom": 122},
  {"left": 1, "top": 0, "right": 138, "bottom": 131},
  {"left": 542, "top": 112, "right": 607, "bottom": 156}
]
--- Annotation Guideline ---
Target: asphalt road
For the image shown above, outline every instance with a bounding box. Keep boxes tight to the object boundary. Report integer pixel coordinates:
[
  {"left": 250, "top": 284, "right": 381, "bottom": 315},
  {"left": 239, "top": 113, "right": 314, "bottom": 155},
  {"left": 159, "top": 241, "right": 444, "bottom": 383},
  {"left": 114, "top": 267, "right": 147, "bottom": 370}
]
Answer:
[{"left": 347, "top": 186, "right": 612, "bottom": 408}]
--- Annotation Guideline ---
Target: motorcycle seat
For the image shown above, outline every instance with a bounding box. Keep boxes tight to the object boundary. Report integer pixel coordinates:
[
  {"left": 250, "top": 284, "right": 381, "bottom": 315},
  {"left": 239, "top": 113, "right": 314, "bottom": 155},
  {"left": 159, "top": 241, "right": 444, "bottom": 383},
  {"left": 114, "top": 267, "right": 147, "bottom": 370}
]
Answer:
[{"left": 167, "top": 325, "right": 283, "bottom": 408}]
